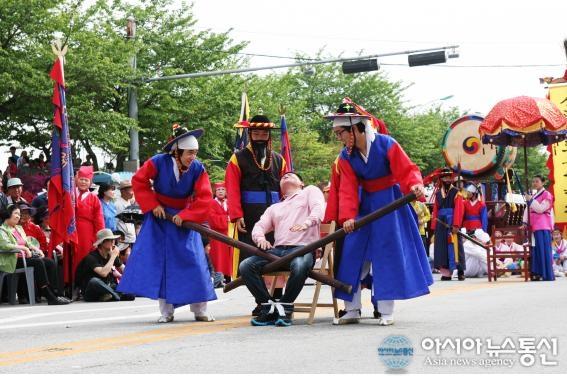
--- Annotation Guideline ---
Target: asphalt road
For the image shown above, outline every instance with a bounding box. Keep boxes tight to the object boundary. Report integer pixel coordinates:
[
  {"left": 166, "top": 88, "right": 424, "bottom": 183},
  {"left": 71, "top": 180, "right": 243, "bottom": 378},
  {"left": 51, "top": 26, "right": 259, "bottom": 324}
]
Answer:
[{"left": 1, "top": 275, "right": 565, "bottom": 373}]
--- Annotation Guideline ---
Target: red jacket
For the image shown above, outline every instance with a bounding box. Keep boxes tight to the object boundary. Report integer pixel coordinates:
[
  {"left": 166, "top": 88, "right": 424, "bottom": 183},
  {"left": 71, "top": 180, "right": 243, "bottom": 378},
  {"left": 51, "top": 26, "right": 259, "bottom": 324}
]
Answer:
[{"left": 21, "top": 220, "right": 50, "bottom": 258}]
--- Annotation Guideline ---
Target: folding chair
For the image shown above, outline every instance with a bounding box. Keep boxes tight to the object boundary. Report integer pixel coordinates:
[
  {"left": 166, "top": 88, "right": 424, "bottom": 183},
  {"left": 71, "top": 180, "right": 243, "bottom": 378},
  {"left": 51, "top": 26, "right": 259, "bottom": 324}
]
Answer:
[{"left": 293, "top": 222, "right": 339, "bottom": 324}]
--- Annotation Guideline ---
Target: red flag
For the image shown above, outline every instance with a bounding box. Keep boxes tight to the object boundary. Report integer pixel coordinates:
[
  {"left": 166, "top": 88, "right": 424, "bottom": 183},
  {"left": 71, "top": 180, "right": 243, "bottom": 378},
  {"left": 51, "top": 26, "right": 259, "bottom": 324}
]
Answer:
[
  {"left": 48, "top": 57, "right": 77, "bottom": 257},
  {"left": 280, "top": 115, "right": 293, "bottom": 171}
]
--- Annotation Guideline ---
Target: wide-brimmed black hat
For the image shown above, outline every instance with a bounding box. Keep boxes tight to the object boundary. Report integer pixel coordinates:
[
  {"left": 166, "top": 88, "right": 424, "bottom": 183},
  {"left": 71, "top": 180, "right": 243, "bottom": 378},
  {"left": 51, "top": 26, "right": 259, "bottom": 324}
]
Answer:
[
  {"left": 163, "top": 123, "right": 204, "bottom": 152},
  {"left": 235, "top": 114, "right": 279, "bottom": 129},
  {"left": 116, "top": 204, "right": 144, "bottom": 224},
  {"left": 325, "top": 102, "right": 371, "bottom": 121}
]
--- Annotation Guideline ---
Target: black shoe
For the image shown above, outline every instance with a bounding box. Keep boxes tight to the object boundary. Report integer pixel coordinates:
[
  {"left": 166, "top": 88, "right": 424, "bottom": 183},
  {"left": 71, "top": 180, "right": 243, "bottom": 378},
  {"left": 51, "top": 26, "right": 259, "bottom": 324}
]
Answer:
[
  {"left": 252, "top": 304, "right": 262, "bottom": 316},
  {"left": 44, "top": 286, "right": 70, "bottom": 305},
  {"left": 275, "top": 313, "right": 292, "bottom": 327},
  {"left": 441, "top": 276, "right": 452, "bottom": 281},
  {"left": 275, "top": 304, "right": 294, "bottom": 327},
  {"left": 251, "top": 311, "right": 277, "bottom": 326},
  {"left": 458, "top": 275, "right": 465, "bottom": 281},
  {"left": 119, "top": 293, "right": 136, "bottom": 301},
  {"left": 48, "top": 296, "right": 71, "bottom": 305},
  {"left": 373, "top": 305, "right": 381, "bottom": 319}
]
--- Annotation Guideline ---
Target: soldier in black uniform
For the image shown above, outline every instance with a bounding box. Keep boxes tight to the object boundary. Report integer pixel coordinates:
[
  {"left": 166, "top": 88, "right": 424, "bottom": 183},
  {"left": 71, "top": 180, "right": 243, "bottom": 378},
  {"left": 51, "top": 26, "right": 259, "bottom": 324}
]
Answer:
[{"left": 225, "top": 114, "right": 286, "bottom": 314}]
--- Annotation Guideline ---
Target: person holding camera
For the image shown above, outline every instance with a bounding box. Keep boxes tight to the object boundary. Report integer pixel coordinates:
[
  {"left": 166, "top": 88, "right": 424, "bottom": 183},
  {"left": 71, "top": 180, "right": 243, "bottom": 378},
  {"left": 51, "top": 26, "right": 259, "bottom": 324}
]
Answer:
[{"left": 75, "top": 228, "right": 134, "bottom": 302}]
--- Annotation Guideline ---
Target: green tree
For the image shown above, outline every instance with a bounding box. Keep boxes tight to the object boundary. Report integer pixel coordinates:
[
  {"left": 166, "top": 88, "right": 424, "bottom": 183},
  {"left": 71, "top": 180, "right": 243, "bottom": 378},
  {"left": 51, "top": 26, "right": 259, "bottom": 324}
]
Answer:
[
  {"left": 0, "top": 0, "right": 247, "bottom": 172},
  {"left": 0, "top": 0, "right": 64, "bottom": 157}
]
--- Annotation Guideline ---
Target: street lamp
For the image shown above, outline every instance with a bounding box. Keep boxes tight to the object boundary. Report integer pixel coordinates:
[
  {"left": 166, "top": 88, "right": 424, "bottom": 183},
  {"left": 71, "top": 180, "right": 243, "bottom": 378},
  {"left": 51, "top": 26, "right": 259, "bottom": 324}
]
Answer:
[{"left": 125, "top": 15, "right": 139, "bottom": 172}]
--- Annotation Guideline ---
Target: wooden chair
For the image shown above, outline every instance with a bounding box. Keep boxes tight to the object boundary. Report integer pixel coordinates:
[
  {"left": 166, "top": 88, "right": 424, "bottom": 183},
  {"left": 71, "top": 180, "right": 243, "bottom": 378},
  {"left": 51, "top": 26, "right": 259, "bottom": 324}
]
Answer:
[
  {"left": 488, "top": 226, "right": 531, "bottom": 281},
  {"left": 267, "top": 222, "right": 339, "bottom": 324}
]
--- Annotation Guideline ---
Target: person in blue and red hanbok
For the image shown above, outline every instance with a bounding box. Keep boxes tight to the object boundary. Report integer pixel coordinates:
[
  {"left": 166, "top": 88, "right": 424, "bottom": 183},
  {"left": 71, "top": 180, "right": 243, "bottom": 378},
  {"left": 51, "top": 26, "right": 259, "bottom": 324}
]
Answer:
[
  {"left": 524, "top": 175, "right": 555, "bottom": 281},
  {"left": 431, "top": 170, "right": 466, "bottom": 281},
  {"left": 208, "top": 182, "right": 233, "bottom": 282},
  {"left": 117, "top": 124, "right": 216, "bottom": 323},
  {"left": 463, "top": 184, "right": 488, "bottom": 233},
  {"left": 324, "top": 102, "right": 433, "bottom": 326}
]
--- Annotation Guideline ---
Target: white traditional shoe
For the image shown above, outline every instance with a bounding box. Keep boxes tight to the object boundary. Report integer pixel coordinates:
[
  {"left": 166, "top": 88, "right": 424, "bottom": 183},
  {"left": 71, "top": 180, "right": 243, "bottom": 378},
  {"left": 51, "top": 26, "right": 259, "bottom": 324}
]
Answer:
[
  {"left": 332, "top": 310, "right": 361, "bottom": 325},
  {"left": 195, "top": 312, "right": 215, "bottom": 322},
  {"left": 157, "top": 315, "right": 174, "bottom": 323},
  {"left": 377, "top": 317, "right": 395, "bottom": 326}
]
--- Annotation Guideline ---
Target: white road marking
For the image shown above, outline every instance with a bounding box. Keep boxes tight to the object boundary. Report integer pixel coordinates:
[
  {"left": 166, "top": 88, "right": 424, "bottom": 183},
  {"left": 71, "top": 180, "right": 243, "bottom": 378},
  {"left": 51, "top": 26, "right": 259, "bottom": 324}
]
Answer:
[
  {"left": 0, "top": 298, "right": 229, "bottom": 330},
  {"left": 1, "top": 304, "right": 157, "bottom": 323}
]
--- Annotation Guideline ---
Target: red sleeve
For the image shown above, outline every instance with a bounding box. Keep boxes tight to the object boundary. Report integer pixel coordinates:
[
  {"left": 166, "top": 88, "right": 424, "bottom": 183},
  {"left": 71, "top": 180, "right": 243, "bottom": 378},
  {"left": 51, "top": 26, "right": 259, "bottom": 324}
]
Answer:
[
  {"left": 430, "top": 198, "right": 439, "bottom": 230},
  {"left": 208, "top": 200, "right": 228, "bottom": 233},
  {"left": 453, "top": 193, "right": 465, "bottom": 228},
  {"left": 132, "top": 159, "right": 160, "bottom": 213},
  {"left": 178, "top": 170, "right": 213, "bottom": 223},
  {"left": 387, "top": 141, "right": 423, "bottom": 194},
  {"left": 337, "top": 157, "right": 360, "bottom": 224},
  {"left": 323, "top": 157, "right": 340, "bottom": 223},
  {"left": 92, "top": 195, "right": 105, "bottom": 233},
  {"left": 225, "top": 154, "right": 243, "bottom": 222},
  {"left": 34, "top": 224, "right": 49, "bottom": 255}
]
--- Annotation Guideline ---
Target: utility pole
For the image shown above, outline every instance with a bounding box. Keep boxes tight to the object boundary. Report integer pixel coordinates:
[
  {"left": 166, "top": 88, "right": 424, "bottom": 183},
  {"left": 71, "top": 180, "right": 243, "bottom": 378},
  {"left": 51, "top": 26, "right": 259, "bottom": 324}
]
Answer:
[{"left": 125, "top": 15, "right": 139, "bottom": 172}]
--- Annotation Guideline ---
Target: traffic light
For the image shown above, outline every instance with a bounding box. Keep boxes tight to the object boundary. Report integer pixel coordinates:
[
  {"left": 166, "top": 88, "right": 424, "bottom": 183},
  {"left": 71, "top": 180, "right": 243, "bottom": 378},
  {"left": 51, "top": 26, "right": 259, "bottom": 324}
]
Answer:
[
  {"left": 342, "top": 59, "right": 379, "bottom": 74},
  {"left": 408, "top": 51, "right": 447, "bottom": 67}
]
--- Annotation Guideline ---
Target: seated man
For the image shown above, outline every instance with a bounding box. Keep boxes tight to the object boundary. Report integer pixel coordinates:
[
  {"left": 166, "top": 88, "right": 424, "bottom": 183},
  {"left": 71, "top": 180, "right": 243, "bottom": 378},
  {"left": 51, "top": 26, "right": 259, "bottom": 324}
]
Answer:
[
  {"left": 75, "top": 228, "right": 135, "bottom": 302},
  {"left": 240, "top": 172, "right": 324, "bottom": 327},
  {"left": 463, "top": 229, "right": 490, "bottom": 278}
]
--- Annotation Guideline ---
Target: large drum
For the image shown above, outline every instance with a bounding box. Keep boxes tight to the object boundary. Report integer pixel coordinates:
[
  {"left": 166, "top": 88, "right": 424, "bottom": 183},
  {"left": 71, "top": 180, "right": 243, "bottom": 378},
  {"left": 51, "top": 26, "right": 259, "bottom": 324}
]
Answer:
[{"left": 442, "top": 114, "right": 516, "bottom": 179}]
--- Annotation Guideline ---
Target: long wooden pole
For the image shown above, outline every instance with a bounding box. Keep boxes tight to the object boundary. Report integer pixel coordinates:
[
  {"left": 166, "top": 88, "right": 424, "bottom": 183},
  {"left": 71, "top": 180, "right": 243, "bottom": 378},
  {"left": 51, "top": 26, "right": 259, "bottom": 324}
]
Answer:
[
  {"left": 165, "top": 215, "right": 352, "bottom": 294},
  {"left": 435, "top": 218, "right": 491, "bottom": 250},
  {"left": 261, "top": 193, "right": 417, "bottom": 273}
]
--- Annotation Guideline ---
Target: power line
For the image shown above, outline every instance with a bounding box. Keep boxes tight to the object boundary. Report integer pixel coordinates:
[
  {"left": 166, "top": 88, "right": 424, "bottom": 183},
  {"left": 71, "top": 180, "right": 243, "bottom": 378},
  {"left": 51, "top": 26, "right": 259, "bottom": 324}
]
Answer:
[
  {"left": 196, "top": 27, "right": 563, "bottom": 46},
  {"left": 188, "top": 44, "right": 566, "bottom": 69},
  {"left": 380, "top": 63, "right": 564, "bottom": 68}
]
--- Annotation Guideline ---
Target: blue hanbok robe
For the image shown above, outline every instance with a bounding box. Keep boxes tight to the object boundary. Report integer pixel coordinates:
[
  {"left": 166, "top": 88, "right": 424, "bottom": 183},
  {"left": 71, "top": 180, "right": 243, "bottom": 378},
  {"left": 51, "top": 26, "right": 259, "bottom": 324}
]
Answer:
[
  {"left": 117, "top": 153, "right": 217, "bottom": 307},
  {"left": 330, "top": 133, "right": 433, "bottom": 303}
]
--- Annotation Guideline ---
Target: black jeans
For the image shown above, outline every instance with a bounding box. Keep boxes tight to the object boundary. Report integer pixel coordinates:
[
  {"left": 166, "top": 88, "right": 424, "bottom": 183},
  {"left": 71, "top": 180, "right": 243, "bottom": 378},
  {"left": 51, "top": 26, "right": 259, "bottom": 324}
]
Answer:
[
  {"left": 83, "top": 277, "right": 121, "bottom": 302},
  {"left": 239, "top": 246, "right": 313, "bottom": 304},
  {"left": 16, "top": 257, "right": 57, "bottom": 288}
]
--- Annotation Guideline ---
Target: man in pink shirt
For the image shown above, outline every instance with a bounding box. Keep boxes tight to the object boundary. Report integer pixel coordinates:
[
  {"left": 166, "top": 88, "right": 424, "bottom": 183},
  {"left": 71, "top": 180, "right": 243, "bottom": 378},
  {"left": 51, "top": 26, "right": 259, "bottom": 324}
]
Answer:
[{"left": 240, "top": 171, "right": 325, "bottom": 327}]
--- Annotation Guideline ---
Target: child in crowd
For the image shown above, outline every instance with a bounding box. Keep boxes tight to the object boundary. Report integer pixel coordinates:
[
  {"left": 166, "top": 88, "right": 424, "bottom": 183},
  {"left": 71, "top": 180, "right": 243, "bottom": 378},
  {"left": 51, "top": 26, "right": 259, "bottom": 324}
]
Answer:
[{"left": 552, "top": 229, "right": 567, "bottom": 277}]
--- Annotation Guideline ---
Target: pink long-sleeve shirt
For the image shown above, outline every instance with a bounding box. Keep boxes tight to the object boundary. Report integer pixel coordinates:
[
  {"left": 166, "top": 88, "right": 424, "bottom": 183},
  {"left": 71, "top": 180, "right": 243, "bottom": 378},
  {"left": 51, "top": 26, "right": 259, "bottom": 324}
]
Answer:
[{"left": 252, "top": 185, "right": 325, "bottom": 247}]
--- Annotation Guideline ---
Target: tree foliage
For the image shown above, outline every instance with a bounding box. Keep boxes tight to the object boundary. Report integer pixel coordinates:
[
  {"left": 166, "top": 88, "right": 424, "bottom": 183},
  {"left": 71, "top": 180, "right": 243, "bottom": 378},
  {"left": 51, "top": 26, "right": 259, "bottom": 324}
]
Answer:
[{"left": 0, "top": 0, "right": 549, "bottom": 185}]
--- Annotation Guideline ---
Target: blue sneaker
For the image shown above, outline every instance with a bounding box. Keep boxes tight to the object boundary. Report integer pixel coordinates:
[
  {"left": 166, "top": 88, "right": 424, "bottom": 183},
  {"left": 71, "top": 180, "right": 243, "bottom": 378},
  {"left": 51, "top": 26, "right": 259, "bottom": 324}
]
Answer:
[
  {"left": 275, "top": 303, "right": 293, "bottom": 327},
  {"left": 275, "top": 314, "right": 292, "bottom": 327},
  {"left": 250, "top": 312, "right": 276, "bottom": 326}
]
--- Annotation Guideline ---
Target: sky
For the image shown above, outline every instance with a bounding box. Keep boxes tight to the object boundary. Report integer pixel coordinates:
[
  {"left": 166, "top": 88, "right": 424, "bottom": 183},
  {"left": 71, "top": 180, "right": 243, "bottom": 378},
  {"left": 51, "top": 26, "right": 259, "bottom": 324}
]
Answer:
[
  {"left": 191, "top": 0, "right": 567, "bottom": 114},
  {"left": 2, "top": 0, "right": 567, "bottom": 170}
]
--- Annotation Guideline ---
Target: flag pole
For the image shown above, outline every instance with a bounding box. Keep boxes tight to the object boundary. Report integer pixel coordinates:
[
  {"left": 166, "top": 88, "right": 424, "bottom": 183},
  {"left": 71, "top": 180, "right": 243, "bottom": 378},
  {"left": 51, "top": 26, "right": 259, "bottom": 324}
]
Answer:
[{"left": 50, "top": 39, "right": 76, "bottom": 296}]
